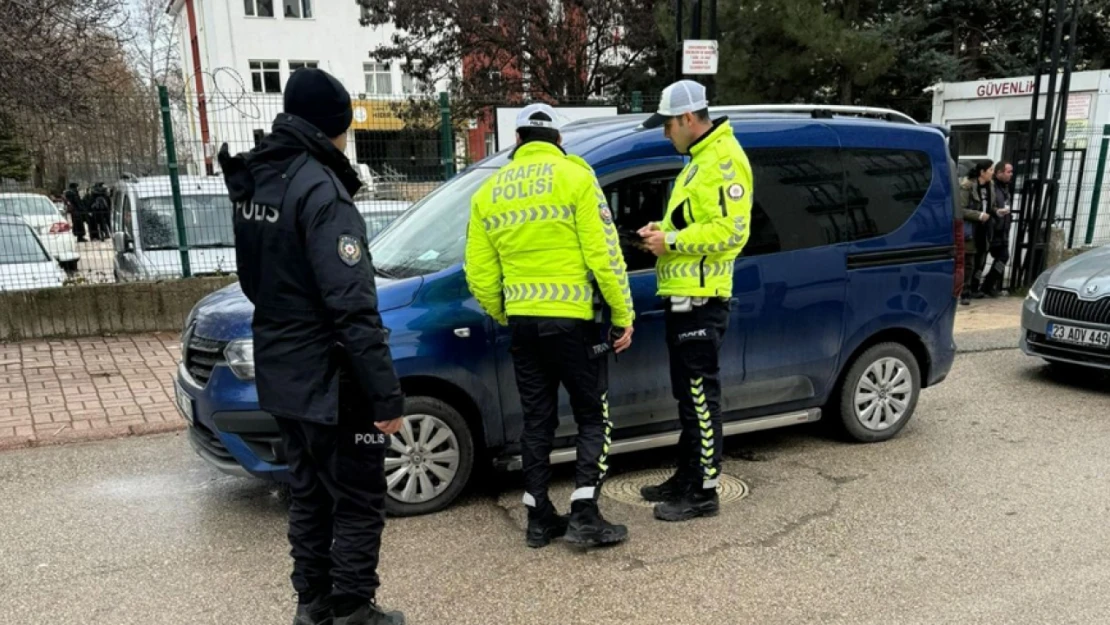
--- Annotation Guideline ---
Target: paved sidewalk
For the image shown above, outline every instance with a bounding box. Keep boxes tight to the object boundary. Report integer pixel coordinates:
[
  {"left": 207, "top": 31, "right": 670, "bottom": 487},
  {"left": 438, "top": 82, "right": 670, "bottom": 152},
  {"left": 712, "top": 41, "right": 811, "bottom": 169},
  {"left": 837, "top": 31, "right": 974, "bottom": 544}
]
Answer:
[
  {"left": 0, "top": 296, "right": 1026, "bottom": 451},
  {"left": 0, "top": 333, "right": 183, "bottom": 450}
]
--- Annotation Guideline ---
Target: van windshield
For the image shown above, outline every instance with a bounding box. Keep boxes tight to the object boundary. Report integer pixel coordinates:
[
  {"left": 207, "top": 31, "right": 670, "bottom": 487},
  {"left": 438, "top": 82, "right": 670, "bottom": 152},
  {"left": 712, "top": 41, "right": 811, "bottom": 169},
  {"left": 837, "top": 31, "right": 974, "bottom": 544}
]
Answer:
[
  {"left": 138, "top": 195, "right": 235, "bottom": 250},
  {"left": 369, "top": 168, "right": 495, "bottom": 279}
]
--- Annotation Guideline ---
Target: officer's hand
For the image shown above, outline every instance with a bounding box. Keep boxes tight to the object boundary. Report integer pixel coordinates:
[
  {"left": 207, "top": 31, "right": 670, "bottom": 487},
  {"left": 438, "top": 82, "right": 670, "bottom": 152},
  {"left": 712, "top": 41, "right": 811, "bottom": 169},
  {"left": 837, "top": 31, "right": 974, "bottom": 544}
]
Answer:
[
  {"left": 637, "top": 222, "right": 661, "bottom": 237},
  {"left": 979, "top": 212, "right": 990, "bottom": 222},
  {"left": 643, "top": 230, "right": 667, "bottom": 257},
  {"left": 613, "top": 326, "right": 634, "bottom": 353},
  {"left": 375, "top": 417, "right": 404, "bottom": 436}
]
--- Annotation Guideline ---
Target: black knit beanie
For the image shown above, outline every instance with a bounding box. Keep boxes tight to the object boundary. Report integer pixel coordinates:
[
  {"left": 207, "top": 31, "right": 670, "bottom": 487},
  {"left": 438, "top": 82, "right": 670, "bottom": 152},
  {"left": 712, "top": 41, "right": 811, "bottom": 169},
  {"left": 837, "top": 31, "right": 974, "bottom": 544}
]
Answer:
[{"left": 283, "top": 68, "right": 353, "bottom": 139}]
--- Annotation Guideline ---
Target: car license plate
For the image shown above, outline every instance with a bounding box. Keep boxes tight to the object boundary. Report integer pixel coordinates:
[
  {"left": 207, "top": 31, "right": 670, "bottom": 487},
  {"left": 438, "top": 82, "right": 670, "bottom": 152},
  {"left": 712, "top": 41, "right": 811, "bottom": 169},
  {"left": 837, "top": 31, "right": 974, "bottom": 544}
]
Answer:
[
  {"left": 1046, "top": 323, "right": 1110, "bottom": 349},
  {"left": 174, "top": 379, "right": 195, "bottom": 425}
]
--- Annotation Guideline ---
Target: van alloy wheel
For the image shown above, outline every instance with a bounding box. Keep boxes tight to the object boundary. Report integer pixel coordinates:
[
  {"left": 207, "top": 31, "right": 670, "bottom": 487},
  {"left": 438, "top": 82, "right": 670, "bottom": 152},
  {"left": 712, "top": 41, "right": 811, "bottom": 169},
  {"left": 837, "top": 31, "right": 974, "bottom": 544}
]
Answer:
[{"left": 385, "top": 414, "right": 460, "bottom": 504}]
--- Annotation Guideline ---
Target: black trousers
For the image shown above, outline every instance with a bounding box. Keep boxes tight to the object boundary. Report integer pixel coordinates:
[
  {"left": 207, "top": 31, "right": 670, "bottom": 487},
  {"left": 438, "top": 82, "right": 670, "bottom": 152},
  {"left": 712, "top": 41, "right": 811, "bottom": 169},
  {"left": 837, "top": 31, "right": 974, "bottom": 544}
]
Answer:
[
  {"left": 275, "top": 383, "right": 389, "bottom": 603},
  {"left": 665, "top": 299, "right": 730, "bottom": 490},
  {"left": 509, "top": 316, "right": 610, "bottom": 507}
]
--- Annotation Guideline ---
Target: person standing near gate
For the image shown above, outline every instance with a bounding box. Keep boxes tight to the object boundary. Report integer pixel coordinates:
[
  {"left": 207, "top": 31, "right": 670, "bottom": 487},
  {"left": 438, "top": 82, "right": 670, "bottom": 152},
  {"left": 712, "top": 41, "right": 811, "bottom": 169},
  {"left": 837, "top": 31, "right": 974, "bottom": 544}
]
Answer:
[
  {"left": 958, "top": 160, "right": 997, "bottom": 305},
  {"left": 219, "top": 67, "right": 405, "bottom": 625},
  {"left": 465, "top": 103, "right": 635, "bottom": 549},
  {"left": 982, "top": 161, "right": 1015, "bottom": 297},
  {"left": 636, "top": 80, "right": 752, "bottom": 522}
]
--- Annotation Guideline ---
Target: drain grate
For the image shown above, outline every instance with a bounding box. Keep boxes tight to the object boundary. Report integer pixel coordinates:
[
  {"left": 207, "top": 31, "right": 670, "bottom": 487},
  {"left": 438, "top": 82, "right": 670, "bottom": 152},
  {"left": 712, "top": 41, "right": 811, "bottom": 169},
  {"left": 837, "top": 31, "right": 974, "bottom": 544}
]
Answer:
[{"left": 602, "top": 468, "right": 749, "bottom": 508}]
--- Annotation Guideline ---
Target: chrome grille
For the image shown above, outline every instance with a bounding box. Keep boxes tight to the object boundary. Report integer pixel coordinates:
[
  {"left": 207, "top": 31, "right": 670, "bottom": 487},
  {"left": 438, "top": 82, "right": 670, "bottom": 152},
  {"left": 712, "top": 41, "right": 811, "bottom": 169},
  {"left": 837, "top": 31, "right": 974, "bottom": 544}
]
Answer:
[
  {"left": 1042, "top": 288, "right": 1110, "bottom": 325},
  {"left": 184, "top": 329, "right": 227, "bottom": 386}
]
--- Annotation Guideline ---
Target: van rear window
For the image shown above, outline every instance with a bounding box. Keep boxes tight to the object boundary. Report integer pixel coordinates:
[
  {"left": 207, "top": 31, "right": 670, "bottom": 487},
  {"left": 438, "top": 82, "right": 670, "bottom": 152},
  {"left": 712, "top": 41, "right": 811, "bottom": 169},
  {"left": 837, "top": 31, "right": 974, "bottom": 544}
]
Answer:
[{"left": 743, "top": 147, "right": 933, "bottom": 256}]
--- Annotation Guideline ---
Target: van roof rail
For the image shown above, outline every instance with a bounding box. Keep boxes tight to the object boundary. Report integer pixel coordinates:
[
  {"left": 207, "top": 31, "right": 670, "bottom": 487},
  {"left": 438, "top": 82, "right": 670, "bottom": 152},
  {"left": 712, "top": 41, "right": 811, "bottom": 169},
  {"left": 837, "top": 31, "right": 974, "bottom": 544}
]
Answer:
[{"left": 709, "top": 104, "right": 918, "bottom": 125}]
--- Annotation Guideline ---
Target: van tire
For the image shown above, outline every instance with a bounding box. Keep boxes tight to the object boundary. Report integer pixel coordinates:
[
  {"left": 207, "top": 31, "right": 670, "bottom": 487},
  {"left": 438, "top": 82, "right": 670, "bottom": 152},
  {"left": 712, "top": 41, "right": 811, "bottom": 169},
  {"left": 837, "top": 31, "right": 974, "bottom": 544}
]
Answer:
[
  {"left": 384, "top": 396, "right": 475, "bottom": 518},
  {"left": 835, "top": 343, "right": 921, "bottom": 443}
]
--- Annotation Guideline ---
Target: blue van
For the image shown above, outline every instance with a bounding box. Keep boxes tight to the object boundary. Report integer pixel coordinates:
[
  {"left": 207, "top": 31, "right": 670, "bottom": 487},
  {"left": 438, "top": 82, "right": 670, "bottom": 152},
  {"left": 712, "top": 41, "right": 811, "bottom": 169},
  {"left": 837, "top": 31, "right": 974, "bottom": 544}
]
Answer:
[{"left": 174, "top": 105, "right": 959, "bottom": 517}]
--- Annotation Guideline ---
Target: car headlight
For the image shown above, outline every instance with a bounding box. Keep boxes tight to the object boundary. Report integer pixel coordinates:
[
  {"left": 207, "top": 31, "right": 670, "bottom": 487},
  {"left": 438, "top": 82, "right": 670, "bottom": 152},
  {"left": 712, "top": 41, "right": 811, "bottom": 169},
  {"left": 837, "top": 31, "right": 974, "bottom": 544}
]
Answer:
[
  {"left": 1027, "top": 270, "right": 1050, "bottom": 302},
  {"left": 224, "top": 339, "right": 255, "bottom": 380}
]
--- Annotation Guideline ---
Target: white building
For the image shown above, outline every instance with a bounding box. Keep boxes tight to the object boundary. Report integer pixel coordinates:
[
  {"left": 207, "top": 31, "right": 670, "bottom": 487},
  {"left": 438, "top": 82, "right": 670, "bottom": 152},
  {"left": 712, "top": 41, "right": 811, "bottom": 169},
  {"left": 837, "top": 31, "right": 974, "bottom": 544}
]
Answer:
[
  {"left": 930, "top": 70, "right": 1110, "bottom": 247},
  {"left": 166, "top": 0, "right": 450, "bottom": 180}
]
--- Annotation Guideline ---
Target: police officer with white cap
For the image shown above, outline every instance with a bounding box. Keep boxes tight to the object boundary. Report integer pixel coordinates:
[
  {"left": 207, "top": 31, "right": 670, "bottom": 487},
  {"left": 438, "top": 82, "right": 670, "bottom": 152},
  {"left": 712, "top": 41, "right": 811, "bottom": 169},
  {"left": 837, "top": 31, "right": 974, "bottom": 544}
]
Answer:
[
  {"left": 636, "top": 80, "right": 753, "bottom": 522},
  {"left": 466, "top": 103, "right": 635, "bottom": 548}
]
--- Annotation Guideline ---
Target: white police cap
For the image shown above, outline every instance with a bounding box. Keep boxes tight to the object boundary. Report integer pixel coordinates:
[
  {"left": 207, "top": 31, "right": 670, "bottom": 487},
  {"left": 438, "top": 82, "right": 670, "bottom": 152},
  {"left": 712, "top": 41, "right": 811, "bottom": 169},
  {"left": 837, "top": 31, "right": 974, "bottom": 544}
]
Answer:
[
  {"left": 515, "top": 103, "right": 564, "bottom": 131},
  {"left": 641, "top": 80, "right": 709, "bottom": 129}
]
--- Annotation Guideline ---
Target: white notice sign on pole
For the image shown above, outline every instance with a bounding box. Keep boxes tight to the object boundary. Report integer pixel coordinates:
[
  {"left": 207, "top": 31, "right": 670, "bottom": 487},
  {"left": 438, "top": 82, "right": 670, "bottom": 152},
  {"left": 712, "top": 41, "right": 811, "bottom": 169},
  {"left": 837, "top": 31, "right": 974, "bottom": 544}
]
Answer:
[{"left": 682, "top": 40, "right": 719, "bottom": 75}]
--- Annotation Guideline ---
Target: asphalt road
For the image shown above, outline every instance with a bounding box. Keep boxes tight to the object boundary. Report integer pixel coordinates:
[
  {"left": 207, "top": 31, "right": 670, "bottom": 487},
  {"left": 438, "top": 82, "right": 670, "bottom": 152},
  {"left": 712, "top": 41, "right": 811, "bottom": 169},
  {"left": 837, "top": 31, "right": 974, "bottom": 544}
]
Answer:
[{"left": 2, "top": 330, "right": 1109, "bottom": 625}]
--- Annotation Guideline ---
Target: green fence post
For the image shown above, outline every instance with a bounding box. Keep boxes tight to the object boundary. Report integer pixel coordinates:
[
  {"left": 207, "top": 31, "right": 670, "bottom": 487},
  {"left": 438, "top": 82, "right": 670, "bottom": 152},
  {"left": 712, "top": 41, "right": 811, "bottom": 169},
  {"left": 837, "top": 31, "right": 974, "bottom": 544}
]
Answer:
[
  {"left": 159, "top": 85, "right": 191, "bottom": 278},
  {"left": 439, "top": 92, "right": 455, "bottom": 181},
  {"left": 1084, "top": 124, "right": 1110, "bottom": 246},
  {"left": 631, "top": 91, "right": 643, "bottom": 113}
]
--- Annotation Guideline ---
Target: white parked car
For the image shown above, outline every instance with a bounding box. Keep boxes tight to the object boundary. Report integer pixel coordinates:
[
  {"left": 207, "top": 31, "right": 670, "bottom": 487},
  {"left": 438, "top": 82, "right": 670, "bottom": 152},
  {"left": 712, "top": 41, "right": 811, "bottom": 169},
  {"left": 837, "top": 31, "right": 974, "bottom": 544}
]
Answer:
[
  {"left": 110, "top": 176, "right": 236, "bottom": 282},
  {"left": 0, "top": 215, "right": 67, "bottom": 291},
  {"left": 0, "top": 193, "right": 80, "bottom": 272}
]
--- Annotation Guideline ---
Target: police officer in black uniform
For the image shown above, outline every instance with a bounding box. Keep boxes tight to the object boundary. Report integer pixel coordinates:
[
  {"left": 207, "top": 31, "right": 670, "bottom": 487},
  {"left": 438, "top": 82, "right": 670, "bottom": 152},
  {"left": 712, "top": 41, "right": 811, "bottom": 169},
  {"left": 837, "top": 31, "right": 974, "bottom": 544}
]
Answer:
[{"left": 219, "top": 68, "right": 406, "bottom": 625}]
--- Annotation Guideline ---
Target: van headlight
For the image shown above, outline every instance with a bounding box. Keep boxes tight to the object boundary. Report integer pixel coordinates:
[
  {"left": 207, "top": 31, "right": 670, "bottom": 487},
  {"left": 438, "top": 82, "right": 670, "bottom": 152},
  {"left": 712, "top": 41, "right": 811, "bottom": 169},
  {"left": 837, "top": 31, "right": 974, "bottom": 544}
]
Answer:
[
  {"left": 1027, "top": 271, "right": 1050, "bottom": 303},
  {"left": 224, "top": 339, "right": 255, "bottom": 380}
]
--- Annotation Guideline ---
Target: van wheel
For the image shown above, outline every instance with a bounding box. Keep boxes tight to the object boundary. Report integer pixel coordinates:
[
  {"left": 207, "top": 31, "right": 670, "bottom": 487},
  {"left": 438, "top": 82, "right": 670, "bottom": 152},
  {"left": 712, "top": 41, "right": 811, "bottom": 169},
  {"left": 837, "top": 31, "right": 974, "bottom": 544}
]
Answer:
[
  {"left": 384, "top": 396, "right": 475, "bottom": 517},
  {"left": 836, "top": 343, "right": 921, "bottom": 442}
]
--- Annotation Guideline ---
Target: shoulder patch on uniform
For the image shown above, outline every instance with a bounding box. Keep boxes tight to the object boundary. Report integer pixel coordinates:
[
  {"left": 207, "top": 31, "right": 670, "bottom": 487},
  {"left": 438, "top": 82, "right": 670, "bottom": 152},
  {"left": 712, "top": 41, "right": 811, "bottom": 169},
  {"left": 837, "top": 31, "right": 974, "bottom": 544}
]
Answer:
[
  {"left": 727, "top": 183, "right": 746, "bottom": 200},
  {"left": 684, "top": 164, "right": 699, "bottom": 186},
  {"left": 599, "top": 205, "right": 613, "bottom": 225},
  {"left": 337, "top": 235, "right": 362, "bottom": 267}
]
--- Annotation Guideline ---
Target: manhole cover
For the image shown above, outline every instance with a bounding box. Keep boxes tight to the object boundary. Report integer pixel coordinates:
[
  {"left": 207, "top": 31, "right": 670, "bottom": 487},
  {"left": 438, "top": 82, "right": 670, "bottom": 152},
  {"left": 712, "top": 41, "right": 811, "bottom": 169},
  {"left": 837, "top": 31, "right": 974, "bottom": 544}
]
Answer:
[{"left": 602, "top": 468, "right": 749, "bottom": 508}]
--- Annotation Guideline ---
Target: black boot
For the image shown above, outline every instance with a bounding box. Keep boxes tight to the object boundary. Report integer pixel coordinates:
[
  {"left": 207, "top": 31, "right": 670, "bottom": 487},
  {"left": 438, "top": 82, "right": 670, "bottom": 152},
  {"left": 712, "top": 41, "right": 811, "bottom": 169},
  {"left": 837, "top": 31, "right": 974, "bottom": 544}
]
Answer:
[
  {"left": 293, "top": 595, "right": 332, "bottom": 625},
  {"left": 526, "top": 500, "right": 569, "bottom": 548},
  {"left": 653, "top": 486, "right": 719, "bottom": 522},
  {"left": 334, "top": 600, "right": 405, "bottom": 625},
  {"left": 564, "top": 500, "right": 628, "bottom": 547},
  {"left": 640, "top": 468, "right": 691, "bottom": 503},
  {"left": 960, "top": 291, "right": 971, "bottom": 306}
]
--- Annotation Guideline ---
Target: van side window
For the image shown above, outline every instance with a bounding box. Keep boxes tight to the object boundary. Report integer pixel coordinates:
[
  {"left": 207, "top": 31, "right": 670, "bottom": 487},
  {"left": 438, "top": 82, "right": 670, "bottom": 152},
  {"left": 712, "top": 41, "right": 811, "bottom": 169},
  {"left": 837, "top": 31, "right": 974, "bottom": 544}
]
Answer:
[
  {"left": 602, "top": 169, "right": 681, "bottom": 272},
  {"left": 121, "top": 195, "right": 133, "bottom": 239},
  {"left": 843, "top": 149, "right": 932, "bottom": 240},
  {"left": 743, "top": 148, "right": 843, "bottom": 255}
]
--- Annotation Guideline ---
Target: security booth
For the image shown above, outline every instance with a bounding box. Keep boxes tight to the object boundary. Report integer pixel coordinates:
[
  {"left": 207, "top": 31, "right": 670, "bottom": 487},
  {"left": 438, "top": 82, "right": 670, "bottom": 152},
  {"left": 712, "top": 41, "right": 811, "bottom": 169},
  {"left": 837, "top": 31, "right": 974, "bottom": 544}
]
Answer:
[{"left": 930, "top": 70, "right": 1110, "bottom": 251}]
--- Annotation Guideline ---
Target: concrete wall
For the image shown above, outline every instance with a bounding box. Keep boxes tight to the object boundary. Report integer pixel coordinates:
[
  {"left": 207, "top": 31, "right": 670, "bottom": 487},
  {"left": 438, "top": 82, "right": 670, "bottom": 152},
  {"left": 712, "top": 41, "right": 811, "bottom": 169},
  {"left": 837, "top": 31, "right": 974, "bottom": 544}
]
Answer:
[{"left": 0, "top": 277, "right": 237, "bottom": 342}]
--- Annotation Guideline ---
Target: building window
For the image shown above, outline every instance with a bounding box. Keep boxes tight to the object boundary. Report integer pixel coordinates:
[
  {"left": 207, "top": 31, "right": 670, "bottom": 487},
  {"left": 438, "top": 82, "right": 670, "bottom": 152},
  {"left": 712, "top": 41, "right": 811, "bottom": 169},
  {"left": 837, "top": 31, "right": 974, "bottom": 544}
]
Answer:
[
  {"left": 250, "top": 61, "right": 281, "bottom": 93},
  {"left": 284, "top": 0, "right": 312, "bottom": 18},
  {"left": 951, "top": 123, "right": 991, "bottom": 157},
  {"left": 244, "top": 0, "right": 274, "bottom": 17},
  {"left": 402, "top": 70, "right": 424, "bottom": 95},
  {"left": 289, "top": 61, "right": 318, "bottom": 72},
  {"left": 364, "top": 63, "right": 393, "bottom": 95},
  {"left": 483, "top": 132, "right": 495, "bottom": 157}
]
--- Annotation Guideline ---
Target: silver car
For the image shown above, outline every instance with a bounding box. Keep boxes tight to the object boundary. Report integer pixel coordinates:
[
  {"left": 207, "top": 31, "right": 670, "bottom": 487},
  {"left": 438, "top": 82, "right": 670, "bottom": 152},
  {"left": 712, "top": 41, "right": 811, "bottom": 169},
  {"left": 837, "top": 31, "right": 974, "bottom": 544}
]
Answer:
[{"left": 1021, "top": 243, "right": 1110, "bottom": 371}]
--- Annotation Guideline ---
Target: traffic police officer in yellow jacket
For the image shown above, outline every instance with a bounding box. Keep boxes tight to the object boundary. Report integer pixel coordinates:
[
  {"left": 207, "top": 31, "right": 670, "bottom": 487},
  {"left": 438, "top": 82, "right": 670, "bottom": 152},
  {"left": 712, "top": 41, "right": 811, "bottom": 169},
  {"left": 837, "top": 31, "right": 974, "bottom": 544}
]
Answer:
[
  {"left": 465, "top": 103, "right": 635, "bottom": 548},
  {"left": 637, "top": 80, "right": 753, "bottom": 522}
]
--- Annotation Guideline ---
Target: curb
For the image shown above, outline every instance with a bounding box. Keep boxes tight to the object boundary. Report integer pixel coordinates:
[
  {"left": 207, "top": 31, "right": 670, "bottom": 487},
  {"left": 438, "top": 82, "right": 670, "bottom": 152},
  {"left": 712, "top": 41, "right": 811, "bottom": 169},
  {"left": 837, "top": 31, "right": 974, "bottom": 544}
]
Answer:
[{"left": 0, "top": 421, "right": 186, "bottom": 453}]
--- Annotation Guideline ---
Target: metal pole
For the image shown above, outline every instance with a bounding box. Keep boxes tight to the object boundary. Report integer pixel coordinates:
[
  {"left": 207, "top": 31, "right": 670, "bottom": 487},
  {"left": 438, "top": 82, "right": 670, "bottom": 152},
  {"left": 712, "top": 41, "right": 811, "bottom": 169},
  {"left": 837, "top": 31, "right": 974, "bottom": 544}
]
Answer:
[
  {"left": 691, "top": 0, "right": 702, "bottom": 39},
  {"left": 708, "top": 0, "right": 718, "bottom": 100},
  {"left": 1025, "top": 0, "right": 1069, "bottom": 283},
  {"left": 158, "top": 85, "right": 191, "bottom": 279},
  {"left": 1084, "top": 125, "right": 1110, "bottom": 245},
  {"left": 439, "top": 92, "right": 455, "bottom": 181},
  {"left": 631, "top": 91, "right": 643, "bottom": 113},
  {"left": 674, "top": 0, "right": 684, "bottom": 81},
  {"left": 1044, "top": 0, "right": 1081, "bottom": 228},
  {"left": 1011, "top": 0, "right": 1052, "bottom": 288}
]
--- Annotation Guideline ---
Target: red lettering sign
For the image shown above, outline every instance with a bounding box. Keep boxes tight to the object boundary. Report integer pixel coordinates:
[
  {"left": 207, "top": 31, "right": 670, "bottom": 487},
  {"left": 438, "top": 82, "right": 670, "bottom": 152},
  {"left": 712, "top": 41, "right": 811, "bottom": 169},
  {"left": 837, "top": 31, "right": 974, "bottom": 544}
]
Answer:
[{"left": 976, "top": 79, "right": 1035, "bottom": 98}]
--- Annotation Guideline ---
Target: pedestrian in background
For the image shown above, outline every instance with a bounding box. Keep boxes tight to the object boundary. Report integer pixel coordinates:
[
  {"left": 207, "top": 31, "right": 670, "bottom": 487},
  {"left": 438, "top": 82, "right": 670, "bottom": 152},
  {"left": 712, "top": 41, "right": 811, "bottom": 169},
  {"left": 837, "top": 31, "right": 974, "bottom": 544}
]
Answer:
[
  {"left": 637, "top": 80, "right": 752, "bottom": 522},
  {"left": 957, "top": 159, "right": 997, "bottom": 305},
  {"left": 63, "top": 182, "right": 86, "bottom": 242},
  {"left": 465, "top": 103, "right": 636, "bottom": 549},
  {"left": 219, "top": 67, "right": 406, "bottom": 625},
  {"left": 982, "top": 161, "right": 1015, "bottom": 297}
]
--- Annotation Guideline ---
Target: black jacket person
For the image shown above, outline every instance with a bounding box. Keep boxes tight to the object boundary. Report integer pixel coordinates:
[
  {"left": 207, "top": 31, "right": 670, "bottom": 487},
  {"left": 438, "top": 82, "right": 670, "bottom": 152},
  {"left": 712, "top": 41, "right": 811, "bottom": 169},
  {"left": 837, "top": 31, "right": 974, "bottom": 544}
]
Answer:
[{"left": 219, "top": 68, "right": 405, "bottom": 625}]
